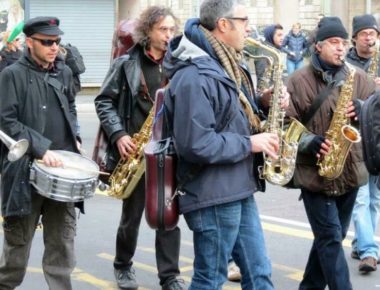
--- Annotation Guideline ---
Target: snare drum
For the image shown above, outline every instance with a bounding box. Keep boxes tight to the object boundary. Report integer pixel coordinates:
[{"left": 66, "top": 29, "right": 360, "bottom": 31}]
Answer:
[{"left": 30, "top": 150, "right": 99, "bottom": 202}]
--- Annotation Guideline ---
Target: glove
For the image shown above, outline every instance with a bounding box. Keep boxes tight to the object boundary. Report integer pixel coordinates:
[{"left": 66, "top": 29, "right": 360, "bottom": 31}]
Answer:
[
  {"left": 307, "top": 135, "right": 325, "bottom": 156},
  {"left": 351, "top": 99, "right": 363, "bottom": 119}
]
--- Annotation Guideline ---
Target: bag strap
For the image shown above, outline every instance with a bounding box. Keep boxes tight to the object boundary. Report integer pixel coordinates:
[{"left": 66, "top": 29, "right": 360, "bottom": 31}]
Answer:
[
  {"left": 302, "top": 84, "right": 334, "bottom": 125},
  {"left": 140, "top": 70, "right": 150, "bottom": 101}
]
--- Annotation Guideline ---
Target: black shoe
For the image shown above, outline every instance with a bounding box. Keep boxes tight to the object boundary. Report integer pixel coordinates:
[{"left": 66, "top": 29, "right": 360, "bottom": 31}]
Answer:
[
  {"left": 114, "top": 267, "right": 138, "bottom": 290},
  {"left": 351, "top": 250, "right": 360, "bottom": 260},
  {"left": 162, "top": 278, "right": 185, "bottom": 290}
]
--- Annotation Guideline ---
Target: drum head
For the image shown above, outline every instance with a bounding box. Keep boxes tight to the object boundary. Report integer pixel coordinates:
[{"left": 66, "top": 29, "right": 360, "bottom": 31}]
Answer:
[{"left": 36, "top": 150, "right": 99, "bottom": 179}]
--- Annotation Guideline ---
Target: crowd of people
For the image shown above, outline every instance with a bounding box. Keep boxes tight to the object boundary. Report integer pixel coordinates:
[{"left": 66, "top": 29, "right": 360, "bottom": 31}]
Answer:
[{"left": 0, "top": 0, "right": 379, "bottom": 290}]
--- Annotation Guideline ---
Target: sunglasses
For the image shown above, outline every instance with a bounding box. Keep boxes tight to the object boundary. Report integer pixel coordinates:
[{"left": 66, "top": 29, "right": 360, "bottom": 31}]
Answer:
[{"left": 31, "top": 37, "right": 61, "bottom": 47}]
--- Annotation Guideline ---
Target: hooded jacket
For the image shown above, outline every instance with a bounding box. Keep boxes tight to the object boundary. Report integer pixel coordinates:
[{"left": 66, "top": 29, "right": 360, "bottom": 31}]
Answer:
[
  {"left": 282, "top": 30, "right": 308, "bottom": 62},
  {"left": 254, "top": 25, "right": 284, "bottom": 91},
  {"left": 346, "top": 46, "right": 380, "bottom": 76},
  {"left": 164, "top": 19, "right": 263, "bottom": 214},
  {"left": 287, "top": 53, "right": 376, "bottom": 195},
  {"left": 0, "top": 49, "right": 80, "bottom": 217}
]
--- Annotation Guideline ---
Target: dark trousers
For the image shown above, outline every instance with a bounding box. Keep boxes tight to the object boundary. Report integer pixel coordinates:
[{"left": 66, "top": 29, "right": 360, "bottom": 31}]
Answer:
[
  {"left": 0, "top": 192, "right": 76, "bottom": 290},
  {"left": 299, "top": 188, "right": 358, "bottom": 290},
  {"left": 114, "top": 178, "right": 181, "bottom": 285}
]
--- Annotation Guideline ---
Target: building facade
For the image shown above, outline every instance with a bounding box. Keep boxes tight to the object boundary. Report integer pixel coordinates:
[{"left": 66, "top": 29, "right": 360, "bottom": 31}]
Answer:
[
  {"left": 119, "top": 0, "right": 380, "bottom": 35},
  {"left": 10, "top": 0, "right": 379, "bottom": 88}
]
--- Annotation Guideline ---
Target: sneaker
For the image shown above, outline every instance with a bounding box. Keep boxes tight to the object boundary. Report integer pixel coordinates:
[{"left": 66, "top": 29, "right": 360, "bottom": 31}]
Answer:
[
  {"left": 114, "top": 267, "right": 138, "bottom": 290},
  {"left": 162, "top": 278, "right": 185, "bottom": 290},
  {"left": 359, "top": 257, "right": 377, "bottom": 273},
  {"left": 227, "top": 261, "right": 241, "bottom": 282}
]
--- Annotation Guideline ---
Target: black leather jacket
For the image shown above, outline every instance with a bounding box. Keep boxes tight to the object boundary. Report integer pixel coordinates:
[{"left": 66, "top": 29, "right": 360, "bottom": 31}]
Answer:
[{"left": 94, "top": 44, "right": 152, "bottom": 170}]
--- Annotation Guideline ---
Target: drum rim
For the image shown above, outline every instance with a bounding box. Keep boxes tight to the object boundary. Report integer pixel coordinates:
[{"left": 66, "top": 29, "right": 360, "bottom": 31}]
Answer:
[{"left": 32, "top": 150, "right": 99, "bottom": 179}]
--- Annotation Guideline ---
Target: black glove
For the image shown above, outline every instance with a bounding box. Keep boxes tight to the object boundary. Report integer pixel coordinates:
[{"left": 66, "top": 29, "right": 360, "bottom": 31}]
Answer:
[
  {"left": 307, "top": 135, "right": 325, "bottom": 156},
  {"left": 351, "top": 99, "right": 363, "bottom": 119}
]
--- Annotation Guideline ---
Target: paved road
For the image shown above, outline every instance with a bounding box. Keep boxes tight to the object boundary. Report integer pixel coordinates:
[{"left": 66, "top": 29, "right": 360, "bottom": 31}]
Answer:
[{"left": 3, "top": 95, "right": 379, "bottom": 289}]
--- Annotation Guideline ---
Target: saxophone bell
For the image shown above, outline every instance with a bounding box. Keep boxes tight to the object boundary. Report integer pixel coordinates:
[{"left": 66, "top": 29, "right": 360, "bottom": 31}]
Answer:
[
  {"left": 342, "top": 124, "right": 361, "bottom": 143},
  {"left": 244, "top": 37, "right": 308, "bottom": 186}
]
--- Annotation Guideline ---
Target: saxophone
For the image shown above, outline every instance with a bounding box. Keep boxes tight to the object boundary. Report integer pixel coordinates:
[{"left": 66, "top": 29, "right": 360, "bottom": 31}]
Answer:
[
  {"left": 108, "top": 108, "right": 154, "bottom": 199},
  {"left": 367, "top": 40, "right": 379, "bottom": 79},
  {"left": 245, "top": 37, "right": 307, "bottom": 185},
  {"left": 243, "top": 49, "right": 273, "bottom": 92},
  {"left": 317, "top": 64, "right": 361, "bottom": 179}
]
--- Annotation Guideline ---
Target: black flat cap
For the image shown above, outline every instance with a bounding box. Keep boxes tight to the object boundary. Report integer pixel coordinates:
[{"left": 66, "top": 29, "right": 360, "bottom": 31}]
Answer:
[{"left": 23, "top": 16, "right": 64, "bottom": 37}]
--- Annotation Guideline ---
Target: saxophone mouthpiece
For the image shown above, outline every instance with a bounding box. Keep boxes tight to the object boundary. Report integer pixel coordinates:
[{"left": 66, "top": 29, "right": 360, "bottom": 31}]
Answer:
[{"left": 339, "top": 55, "right": 345, "bottom": 63}]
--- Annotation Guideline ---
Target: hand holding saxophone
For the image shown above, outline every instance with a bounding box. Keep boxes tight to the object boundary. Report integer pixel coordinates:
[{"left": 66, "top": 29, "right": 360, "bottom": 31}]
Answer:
[
  {"left": 116, "top": 135, "right": 137, "bottom": 160},
  {"left": 250, "top": 133, "right": 279, "bottom": 159},
  {"left": 346, "top": 99, "right": 362, "bottom": 121},
  {"left": 310, "top": 136, "right": 332, "bottom": 159},
  {"left": 279, "top": 86, "right": 290, "bottom": 109},
  {"left": 260, "top": 85, "right": 290, "bottom": 109}
]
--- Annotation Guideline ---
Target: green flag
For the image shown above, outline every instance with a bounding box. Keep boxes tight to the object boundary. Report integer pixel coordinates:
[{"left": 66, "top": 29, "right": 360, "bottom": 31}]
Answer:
[{"left": 7, "top": 21, "right": 24, "bottom": 43}]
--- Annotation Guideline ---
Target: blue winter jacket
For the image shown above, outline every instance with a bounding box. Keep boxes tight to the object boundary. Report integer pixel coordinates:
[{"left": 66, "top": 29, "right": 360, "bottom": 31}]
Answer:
[
  {"left": 282, "top": 31, "right": 308, "bottom": 62},
  {"left": 163, "top": 19, "right": 263, "bottom": 214}
]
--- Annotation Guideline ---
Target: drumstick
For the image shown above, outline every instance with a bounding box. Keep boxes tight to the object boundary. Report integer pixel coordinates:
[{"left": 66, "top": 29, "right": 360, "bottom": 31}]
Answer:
[{"left": 36, "top": 160, "right": 110, "bottom": 176}]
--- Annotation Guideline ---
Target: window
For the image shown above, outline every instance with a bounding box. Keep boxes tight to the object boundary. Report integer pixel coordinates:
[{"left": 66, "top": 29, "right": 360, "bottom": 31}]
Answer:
[{"left": 251, "top": 0, "right": 257, "bottom": 6}]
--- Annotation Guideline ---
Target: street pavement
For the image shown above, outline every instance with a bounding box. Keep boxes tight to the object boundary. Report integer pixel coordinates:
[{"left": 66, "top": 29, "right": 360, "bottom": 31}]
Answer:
[{"left": 2, "top": 95, "right": 379, "bottom": 290}]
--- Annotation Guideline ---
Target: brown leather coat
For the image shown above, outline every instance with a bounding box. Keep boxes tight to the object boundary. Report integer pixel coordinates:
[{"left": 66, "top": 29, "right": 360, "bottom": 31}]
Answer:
[{"left": 287, "top": 59, "right": 376, "bottom": 195}]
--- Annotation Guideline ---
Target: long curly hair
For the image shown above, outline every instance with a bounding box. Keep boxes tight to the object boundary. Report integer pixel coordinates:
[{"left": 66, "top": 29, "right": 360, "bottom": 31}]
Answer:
[{"left": 132, "top": 6, "right": 179, "bottom": 47}]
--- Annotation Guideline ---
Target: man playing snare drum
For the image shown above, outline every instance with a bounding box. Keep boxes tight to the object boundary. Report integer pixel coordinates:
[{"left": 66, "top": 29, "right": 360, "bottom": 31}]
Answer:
[{"left": 0, "top": 17, "right": 82, "bottom": 290}]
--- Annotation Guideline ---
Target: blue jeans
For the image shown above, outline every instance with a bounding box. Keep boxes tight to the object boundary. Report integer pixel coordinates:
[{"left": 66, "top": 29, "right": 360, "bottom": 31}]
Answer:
[
  {"left": 299, "top": 189, "right": 357, "bottom": 290},
  {"left": 184, "top": 196, "right": 274, "bottom": 290},
  {"left": 286, "top": 59, "right": 304, "bottom": 75},
  {"left": 352, "top": 175, "right": 380, "bottom": 259}
]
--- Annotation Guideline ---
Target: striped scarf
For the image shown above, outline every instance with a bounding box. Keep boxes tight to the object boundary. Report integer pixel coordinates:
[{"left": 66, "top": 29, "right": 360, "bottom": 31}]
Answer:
[{"left": 200, "top": 25, "right": 261, "bottom": 130}]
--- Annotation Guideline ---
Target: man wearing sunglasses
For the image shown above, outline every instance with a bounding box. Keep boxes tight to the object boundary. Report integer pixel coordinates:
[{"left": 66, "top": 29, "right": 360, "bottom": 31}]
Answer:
[{"left": 0, "top": 16, "right": 81, "bottom": 290}]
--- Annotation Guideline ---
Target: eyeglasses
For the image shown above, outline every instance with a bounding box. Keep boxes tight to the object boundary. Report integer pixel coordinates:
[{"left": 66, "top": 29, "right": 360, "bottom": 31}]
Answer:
[
  {"left": 357, "top": 30, "right": 379, "bottom": 38},
  {"left": 31, "top": 37, "right": 61, "bottom": 47},
  {"left": 157, "top": 26, "right": 178, "bottom": 34},
  {"left": 225, "top": 16, "right": 249, "bottom": 24}
]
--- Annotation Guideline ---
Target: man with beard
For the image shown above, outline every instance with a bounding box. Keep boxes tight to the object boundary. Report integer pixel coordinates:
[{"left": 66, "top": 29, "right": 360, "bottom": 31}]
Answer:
[
  {"left": 94, "top": 6, "right": 184, "bottom": 290},
  {"left": 0, "top": 16, "right": 81, "bottom": 290}
]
